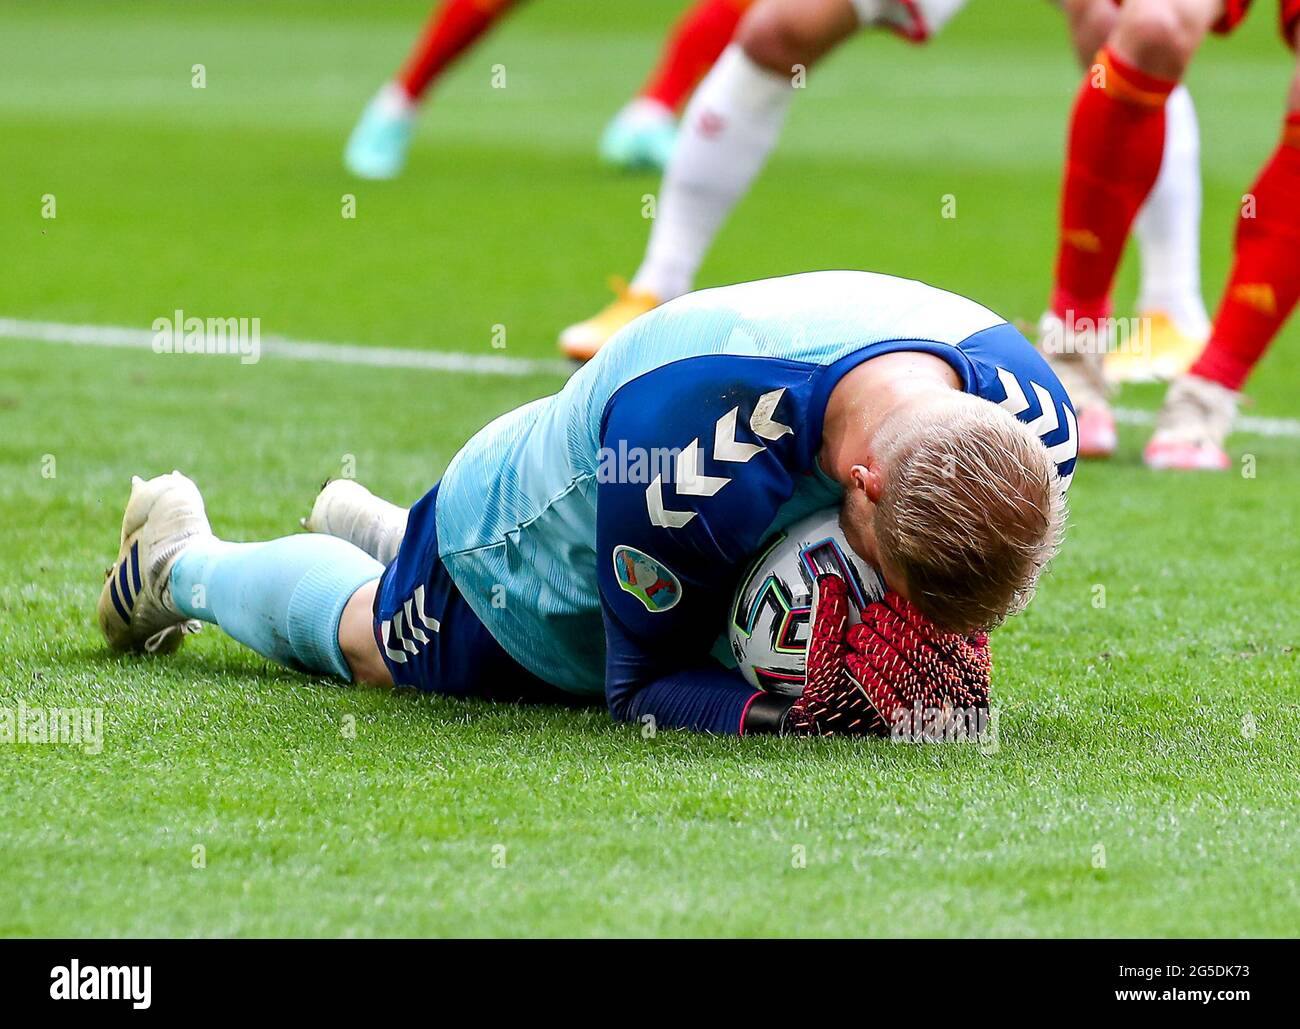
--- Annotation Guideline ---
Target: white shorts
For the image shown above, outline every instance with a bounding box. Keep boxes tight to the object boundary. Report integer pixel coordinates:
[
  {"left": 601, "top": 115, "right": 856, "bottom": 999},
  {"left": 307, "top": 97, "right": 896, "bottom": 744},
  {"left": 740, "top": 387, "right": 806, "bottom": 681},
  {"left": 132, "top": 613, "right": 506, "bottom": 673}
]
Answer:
[{"left": 850, "top": 0, "right": 971, "bottom": 41}]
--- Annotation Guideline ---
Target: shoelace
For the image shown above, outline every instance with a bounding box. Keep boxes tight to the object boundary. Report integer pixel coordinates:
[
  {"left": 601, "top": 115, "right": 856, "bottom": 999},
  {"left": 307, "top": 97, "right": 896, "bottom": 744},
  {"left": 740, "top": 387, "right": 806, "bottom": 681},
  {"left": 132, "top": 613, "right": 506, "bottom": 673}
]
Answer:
[{"left": 143, "top": 621, "right": 202, "bottom": 654}]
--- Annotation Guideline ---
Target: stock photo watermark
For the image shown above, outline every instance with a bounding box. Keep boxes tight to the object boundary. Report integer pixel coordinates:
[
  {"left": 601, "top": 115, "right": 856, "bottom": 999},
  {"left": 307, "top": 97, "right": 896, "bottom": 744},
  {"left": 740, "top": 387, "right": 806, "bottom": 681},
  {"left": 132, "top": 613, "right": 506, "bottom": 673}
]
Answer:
[
  {"left": 151, "top": 309, "right": 261, "bottom": 364},
  {"left": 0, "top": 701, "right": 103, "bottom": 755},
  {"left": 890, "top": 702, "right": 999, "bottom": 751},
  {"left": 596, "top": 442, "right": 682, "bottom": 484},
  {"left": 50, "top": 960, "right": 150, "bottom": 1009},
  {"left": 1040, "top": 310, "right": 1152, "bottom": 360}
]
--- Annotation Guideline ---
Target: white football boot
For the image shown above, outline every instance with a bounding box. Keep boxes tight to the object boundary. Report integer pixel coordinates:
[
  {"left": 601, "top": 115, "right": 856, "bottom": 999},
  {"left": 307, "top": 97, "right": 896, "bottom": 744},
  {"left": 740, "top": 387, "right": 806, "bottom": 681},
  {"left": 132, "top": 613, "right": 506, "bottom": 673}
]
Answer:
[
  {"left": 98, "top": 471, "right": 210, "bottom": 654},
  {"left": 302, "top": 479, "right": 408, "bottom": 566},
  {"left": 1143, "top": 373, "right": 1237, "bottom": 471},
  {"left": 1037, "top": 312, "right": 1118, "bottom": 459}
]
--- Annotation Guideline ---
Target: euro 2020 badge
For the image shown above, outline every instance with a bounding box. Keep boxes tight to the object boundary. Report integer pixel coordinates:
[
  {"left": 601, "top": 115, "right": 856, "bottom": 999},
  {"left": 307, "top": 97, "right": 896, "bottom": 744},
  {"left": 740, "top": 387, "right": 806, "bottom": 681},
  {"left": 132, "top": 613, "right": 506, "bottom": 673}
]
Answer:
[{"left": 612, "top": 546, "right": 682, "bottom": 613}]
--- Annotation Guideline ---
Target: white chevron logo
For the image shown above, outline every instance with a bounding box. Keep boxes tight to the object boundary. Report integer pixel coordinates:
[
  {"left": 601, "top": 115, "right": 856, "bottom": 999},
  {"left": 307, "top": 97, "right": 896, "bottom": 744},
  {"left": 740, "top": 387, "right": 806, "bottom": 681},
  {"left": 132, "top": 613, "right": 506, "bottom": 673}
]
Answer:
[
  {"left": 1024, "top": 382, "right": 1060, "bottom": 436},
  {"left": 996, "top": 366, "right": 1076, "bottom": 490},
  {"left": 380, "top": 585, "right": 441, "bottom": 664},
  {"left": 675, "top": 438, "right": 730, "bottom": 497},
  {"left": 645, "top": 387, "right": 794, "bottom": 528},
  {"left": 392, "top": 610, "right": 418, "bottom": 654},
  {"left": 647, "top": 474, "right": 696, "bottom": 528},
  {"left": 405, "top": 585, "right": 440, "bottom": 639},
  {"left": 1047, "top": 406, "right": 1079, "bottom": 465},
  {"left": 713, "top": 406, "right": 764, "bottom": 464},
  {"left": 996, "top": 367, "right": 1030, "bottom": 416},
  {"left": 415, "top": 586, "right": 439, "bottom": 630},
  {"left": 750, "top": 388, "right": 793, "bottom": 440},
  {"left": 402, "top": 601, "right": 430, "bottom": 645},
  {"left": 380, "top": 617, "right": 408, "bottom": 663}
]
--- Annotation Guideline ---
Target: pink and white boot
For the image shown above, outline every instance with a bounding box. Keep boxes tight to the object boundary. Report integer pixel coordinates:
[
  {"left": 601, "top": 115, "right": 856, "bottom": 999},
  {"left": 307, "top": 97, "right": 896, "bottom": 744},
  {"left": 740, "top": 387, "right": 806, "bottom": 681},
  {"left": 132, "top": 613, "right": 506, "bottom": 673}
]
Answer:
[
  {"left": 1037, "top": 313, "right": 1117, "bottom": 459},
  {"left": 1143, "top": 374, "right": 1238, "bottom": 471}
]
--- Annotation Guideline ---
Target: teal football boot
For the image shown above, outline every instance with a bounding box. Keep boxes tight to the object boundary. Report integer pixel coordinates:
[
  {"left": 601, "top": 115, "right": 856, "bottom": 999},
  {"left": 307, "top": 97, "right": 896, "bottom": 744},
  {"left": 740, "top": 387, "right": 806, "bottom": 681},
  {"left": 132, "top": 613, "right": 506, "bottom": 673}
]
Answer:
[
  {"left": 344, "top": 85, "right": 416, "bottom": 180},
  {"left": 598, "top": 99, "right": 678, "bottom": 173}
]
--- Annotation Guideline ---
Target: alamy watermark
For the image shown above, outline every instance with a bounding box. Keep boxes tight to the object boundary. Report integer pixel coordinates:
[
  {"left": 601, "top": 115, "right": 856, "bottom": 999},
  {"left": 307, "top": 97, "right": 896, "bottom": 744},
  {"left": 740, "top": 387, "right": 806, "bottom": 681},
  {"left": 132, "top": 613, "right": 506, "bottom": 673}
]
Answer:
[
  {"left": 596, "top": 441, "right": 682, "bottom": 484},
  {"left": 1041, "top": 311, "right": 1151, "bottom": 360},
  {"left": 151, "top": 309, "right": 260, "bottom": 364},
  {"left": 890, "top": 702, "right": 998, "bottom": 752},
  {"left": 1, "top": 701, "right": 103, "bottom": 754},
  {"left": 50, "top": 960, "right": 150, "bottom": 1009}
]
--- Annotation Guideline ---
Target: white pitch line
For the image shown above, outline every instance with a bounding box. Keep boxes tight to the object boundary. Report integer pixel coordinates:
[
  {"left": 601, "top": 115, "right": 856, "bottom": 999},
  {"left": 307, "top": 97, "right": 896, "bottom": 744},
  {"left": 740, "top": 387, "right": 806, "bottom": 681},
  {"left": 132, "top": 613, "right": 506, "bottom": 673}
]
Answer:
[
  {"left": 1111, "top": 405, "right": 1300, "bottom": 439},
  {"left": 0, "top": 316, "right": 574, "bottom": 379},
  {"left": 3, "top": 315, "right": 1299, "bottom": 439}
]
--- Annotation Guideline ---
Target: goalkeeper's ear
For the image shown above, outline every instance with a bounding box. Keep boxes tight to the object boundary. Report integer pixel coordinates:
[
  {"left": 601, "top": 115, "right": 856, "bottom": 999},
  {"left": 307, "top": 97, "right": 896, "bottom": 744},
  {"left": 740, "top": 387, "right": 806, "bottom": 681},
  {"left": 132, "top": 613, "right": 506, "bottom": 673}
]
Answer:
[
  {"left": 849, "top": 462, "right": 885, "bottom": 504},
  {"left": 838, "top": 467, "right": 887, "bottom": 571}
]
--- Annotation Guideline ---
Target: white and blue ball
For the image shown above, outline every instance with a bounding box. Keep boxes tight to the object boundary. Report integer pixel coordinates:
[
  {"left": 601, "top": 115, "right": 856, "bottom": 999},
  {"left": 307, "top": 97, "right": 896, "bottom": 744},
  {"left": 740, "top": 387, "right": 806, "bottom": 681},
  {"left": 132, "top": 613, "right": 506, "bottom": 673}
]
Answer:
[{"left": 727, "top": 507, "right": 886, "bottom": 695}]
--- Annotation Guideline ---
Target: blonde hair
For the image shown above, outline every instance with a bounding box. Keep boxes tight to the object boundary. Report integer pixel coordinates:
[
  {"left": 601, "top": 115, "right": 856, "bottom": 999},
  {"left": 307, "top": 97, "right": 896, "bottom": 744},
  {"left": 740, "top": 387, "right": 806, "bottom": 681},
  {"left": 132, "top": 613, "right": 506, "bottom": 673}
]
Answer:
[{"left": 871, "top": 393, "right": 1066, "bottom": 634}]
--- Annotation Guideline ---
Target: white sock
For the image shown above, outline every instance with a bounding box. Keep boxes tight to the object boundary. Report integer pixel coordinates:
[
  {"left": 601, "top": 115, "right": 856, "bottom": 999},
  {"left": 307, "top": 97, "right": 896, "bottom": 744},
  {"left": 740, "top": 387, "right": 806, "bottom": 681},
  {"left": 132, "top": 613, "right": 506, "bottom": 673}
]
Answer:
[
  {"left": 377, "top": 81, "right": 416, "bottom": 117},
  {"left": 630, "top": 45, "right": 793, "bottom": 301},
  {"left": 348, "top": 497, "right": 408, "bottom": 567},
  {"left": 1134, "top": 85, "right": 1210, "bottom": 337}
]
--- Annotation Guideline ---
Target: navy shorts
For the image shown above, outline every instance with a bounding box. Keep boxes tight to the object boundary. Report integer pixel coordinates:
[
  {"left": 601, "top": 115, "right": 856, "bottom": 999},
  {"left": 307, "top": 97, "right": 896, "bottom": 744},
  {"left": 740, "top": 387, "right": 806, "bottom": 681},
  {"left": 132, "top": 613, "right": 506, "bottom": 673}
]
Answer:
[{"left": 372, "top": 484, "right": 579, "bottom": 704}]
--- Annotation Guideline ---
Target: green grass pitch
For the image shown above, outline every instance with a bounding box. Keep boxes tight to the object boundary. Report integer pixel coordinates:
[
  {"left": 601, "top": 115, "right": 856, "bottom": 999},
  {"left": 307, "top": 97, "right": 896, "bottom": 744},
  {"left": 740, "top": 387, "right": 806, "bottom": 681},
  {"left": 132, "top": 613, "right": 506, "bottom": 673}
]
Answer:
[{"left": 1, "top": 0, "right": 1297, "bottom": 937}]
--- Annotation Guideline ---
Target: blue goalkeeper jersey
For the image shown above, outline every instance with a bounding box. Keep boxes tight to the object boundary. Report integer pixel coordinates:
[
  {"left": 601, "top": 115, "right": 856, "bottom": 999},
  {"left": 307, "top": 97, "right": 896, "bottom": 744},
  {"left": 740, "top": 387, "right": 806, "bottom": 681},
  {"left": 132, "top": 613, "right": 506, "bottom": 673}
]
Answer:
[{"left": 433, "top": 271, "right": 1077, "bottom": 730}]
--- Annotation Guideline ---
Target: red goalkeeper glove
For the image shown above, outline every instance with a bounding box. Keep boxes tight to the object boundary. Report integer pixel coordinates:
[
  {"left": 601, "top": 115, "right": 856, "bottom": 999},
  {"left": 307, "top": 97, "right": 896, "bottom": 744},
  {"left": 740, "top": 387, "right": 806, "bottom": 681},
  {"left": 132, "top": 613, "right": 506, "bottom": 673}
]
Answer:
[
  {"left": 741, "top": 571, "right": 854, "bottom": 734},
  {"left": 782, "top": 574, "right": 991, "bottom": 738}
]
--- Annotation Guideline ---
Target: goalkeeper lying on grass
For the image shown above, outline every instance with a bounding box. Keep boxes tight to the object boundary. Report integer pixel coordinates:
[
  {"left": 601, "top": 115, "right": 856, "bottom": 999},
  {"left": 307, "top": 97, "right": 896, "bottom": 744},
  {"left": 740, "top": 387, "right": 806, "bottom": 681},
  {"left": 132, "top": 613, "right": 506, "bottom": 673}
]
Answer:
[{"left": 98, "top": 271, "right": 1074, "bottom": 737}]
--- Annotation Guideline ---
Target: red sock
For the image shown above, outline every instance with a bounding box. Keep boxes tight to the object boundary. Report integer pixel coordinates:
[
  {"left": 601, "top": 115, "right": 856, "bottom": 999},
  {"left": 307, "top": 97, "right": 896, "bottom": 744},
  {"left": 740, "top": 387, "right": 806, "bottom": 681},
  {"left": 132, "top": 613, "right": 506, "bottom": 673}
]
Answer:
[
  {"left": 397, "top": 0, "right": 518, "bottom": 102},
  {"left": 1051, "top": 47, "right": 1178, "bottom": 324},
  {"left": 1191, "top": 114, "right": 1300, "bottom": 391},
  {"left": 639, "top": 0, "right": 749, "bottom": 112}
]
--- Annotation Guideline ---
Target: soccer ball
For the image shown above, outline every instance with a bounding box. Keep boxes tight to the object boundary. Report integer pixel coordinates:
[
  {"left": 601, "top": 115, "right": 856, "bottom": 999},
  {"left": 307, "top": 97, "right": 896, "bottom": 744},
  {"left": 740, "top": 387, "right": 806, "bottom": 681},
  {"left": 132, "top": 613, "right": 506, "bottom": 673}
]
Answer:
[{"left": 727, "top": 507, "right": 886, "bottom": 695}]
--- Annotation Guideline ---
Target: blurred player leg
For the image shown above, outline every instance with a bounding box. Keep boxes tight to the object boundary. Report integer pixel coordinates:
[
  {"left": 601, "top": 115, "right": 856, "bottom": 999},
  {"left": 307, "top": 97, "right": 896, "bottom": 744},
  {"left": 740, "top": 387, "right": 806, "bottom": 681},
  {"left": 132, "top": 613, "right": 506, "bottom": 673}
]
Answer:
[
  {"left": 601, "top": 0, "right": 754, "bottom": 172},
  {"left": 1040, "top": 0, "right": 1217, "bottom": 458},
  {"left": 1146, "top": 23, "right": 1300, "bottom": 469},
  {"left": 632, "top": 0, "right": 907, "bottom": 303},
  {"left": 561, "top": 0, "right": 838, "bottom": 359},
  {"left": 1062, "top": 1, "right": 1211, "bottom": 384},
  {"left": 345, "top": 0, "right": 520, "bottom": 180},
  {"left": 1131, "top": 85, "right": 1211, "bottom": 378},
  {"left": 397, "top": 0, "right": 519, "bottom": 103},
  {"left": 639, "top": 0, "right": 755, "bottom": 112},
  {"left": 562, "top": 0, "right": 904, "bottom": 360}
]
